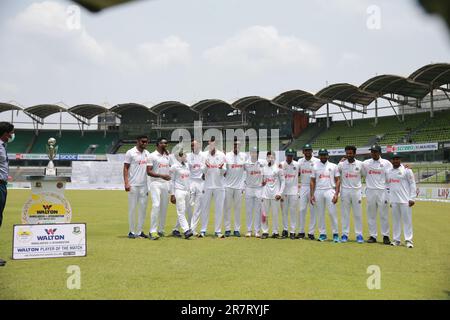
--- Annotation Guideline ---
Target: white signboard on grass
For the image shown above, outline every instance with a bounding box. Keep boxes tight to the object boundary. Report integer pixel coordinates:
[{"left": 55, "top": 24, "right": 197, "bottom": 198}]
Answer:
[{"left": 13, "top": 223, "right": 87, "bottom": 260}]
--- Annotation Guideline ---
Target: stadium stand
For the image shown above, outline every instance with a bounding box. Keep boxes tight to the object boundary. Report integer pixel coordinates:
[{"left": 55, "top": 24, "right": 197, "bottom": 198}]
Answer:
[
  {"left": 408, "top": 109, "right": 450, "bottom": 143},
  {"left": 306, "top": 112, "right": 433, "bottom": 149},
  {"left": 6, "top": 130, "right": 35, "bottom": 153},
  {"left": 23, "top": 130, "right": 119, "bottom": 154}
]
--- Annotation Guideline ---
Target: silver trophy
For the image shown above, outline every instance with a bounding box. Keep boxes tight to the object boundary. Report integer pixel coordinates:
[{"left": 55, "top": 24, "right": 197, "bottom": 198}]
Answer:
[{"left": 45, "top": 137, "right": 58, "bottom": 176}]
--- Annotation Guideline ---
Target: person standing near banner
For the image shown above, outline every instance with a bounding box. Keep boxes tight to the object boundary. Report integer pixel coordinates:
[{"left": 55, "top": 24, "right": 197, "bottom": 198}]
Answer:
[
  {"left": 338, "top": 146, "right": 364, "bottom": 244},
  {"left": 223, "top": 139, "right": 247, "bottom": 237},
  {"left": 297, "top": 144, "right": 319, "bottom": 240},
  {"left": 280, "top": 148, "right": 300, "bottom": 240},
  {"left": 123, "top": 135, "right": 151, "bottom": 239},
  {"left": 0, "top": 122, "right": 14, "bottom": 267},
  {"left": 310, "top": 149, "right": 341, "bottom": 243},
  {"left": 387, "top": 153, "right": 416, "bottom": 248},
  {"left": 147, "top": 137, "right": 171, "bottom": 240},
  {"left": 261, "top": 151, "right": 285, "bottom": 239},
  {"left": 169, "top": 149, "right": 194, "bottom": 239},
  {"left": 201, "top": 137, "right": 227, "bottom": 238},
  {"left": 244, "top": 146, "right": 266, "bottom": 238},
  {"left": 185, "top": 140, "right": 206, "bottom": 237},
  {"left": 363, "top": 144, "right": 393, "bottom": 245}
]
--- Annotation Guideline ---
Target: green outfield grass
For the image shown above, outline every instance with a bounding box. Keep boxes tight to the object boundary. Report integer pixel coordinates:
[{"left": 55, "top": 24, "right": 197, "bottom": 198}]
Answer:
[{"left": 0, "top": 189, "right": 449, "bottom": 300}]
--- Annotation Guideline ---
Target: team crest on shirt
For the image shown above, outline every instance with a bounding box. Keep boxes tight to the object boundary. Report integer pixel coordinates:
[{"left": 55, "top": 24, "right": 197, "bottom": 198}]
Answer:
[
  {"left": 328, "top": 168, "right": 332, "bottom": 171},
  {"left": 355, "top": 167, "right": 360, "bottom": 171}
]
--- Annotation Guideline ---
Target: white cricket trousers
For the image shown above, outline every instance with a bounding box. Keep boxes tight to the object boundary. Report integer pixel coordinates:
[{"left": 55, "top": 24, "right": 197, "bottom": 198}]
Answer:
[
  {"left": 201, "top": 188, "right": 225, "bottom": 234},
  {"left": 128, "top": 185, "right": 148, "bottom": 235},
  {"left": 245, "top": 187, "right": 262, "bottom": 234},
  {"left": 149, "top": 181, "right": 170, "bottom": 234},
  {"left": 174, "top": 189, "right": 191, "bottom": 233},
  {"left": 341, "top": 188, "right": 363, "bottom": 237},
  {"left": 299, "top": 187, "right": 316, "bottom": 235},
  {"left": 391, "top": 203, "right": 413, "bottom": 242},
  {"left": 281, "top": 194, "right": 298, "bottom": 233},
  {"left": 186, "top": 178, "right": 204, "bottom": 233},
  {"left": 261, "top": 199, "right": 281, "bottom": 234},
  {"left": 366, "top": 188, "right": 390, "bottom": 238},
  {"left": 224, "top": 188, "right": 243, "bottom": 232},
  {"left": 315, "top": 189, "right": 338, "bottom": 235}
]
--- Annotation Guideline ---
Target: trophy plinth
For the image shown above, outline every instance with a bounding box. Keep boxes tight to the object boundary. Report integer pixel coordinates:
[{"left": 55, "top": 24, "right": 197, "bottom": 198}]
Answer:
[{"left": 22, "top": 137, "right": 71, "bottom": 224}]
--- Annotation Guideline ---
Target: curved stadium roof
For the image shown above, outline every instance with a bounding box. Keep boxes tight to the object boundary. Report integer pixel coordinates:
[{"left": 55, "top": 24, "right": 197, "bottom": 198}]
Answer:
[
  {"left": 69, "top": 104, "right": 108, "bottom": 120},
  {"left": 2, "top": 63, "right": 449, "bottom": 122}
]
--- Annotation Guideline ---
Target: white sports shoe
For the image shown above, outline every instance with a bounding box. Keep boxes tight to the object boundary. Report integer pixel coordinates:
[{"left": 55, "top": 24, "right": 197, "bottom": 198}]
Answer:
[
  {"left": 391, "top": 240, "right": 401, "bottom": 246},
  {"left": 406, "top": 240, "right": 414, "bottom": 248},
  {"left": 255, "top": 233, "right": 261, "bottom": 238},
  {"left": 245, "top": 232, "right": 252, "bottom": 237}
]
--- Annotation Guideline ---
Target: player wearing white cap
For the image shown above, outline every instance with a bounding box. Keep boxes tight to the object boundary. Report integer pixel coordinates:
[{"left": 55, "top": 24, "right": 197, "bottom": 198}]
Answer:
[
  {"left": 123, "top": 135, "right": 151, "bottom": 239},
  {"left": 297, "top": 144, "right": 320, "bottom": 240},
  {"left": 185, "top": 140, "right": 206, "bottom": 237},
  {"left": 363, "top": 144, "right": 393, "bottom": 245},
  {"left": 244, "top": 147, "right": 266, "bottom": 238},
  {"left": 338, "top": 146, "right": 364, "bottom": 244},
  {"left": 261, "top": 151, "right": 285, "bottom": 239},
  {"left": 147, "top": 138, "right": 171, "bottom": 240},
  {"left": 280, "top": 148, "right": 300, "bottom": 240},
  {"left": 201, "top": 137, "right": 227, "bottom": 238},
  {"left": 169, "top": 149, "right": 194, "bottom": 239},
  {"left": 310, "top": 149, "right": 341, "bottom": 243},
  {"left": 387, "top": 153, "right": 416, "bottom": 248},
  {"left": 223, "top": 140, "right": 247, "bottom": 237}
]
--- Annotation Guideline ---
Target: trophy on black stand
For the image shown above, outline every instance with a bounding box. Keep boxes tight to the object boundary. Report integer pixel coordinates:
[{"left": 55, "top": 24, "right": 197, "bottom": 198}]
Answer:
[{"left": 45, "top": 137, "right": 58, "bottom": 176}]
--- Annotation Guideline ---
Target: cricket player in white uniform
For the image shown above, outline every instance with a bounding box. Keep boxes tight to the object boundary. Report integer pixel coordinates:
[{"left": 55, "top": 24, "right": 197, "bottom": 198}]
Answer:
[
  {"left": 261, "top": 152, "right": 285, "bottom": 239},
  {"left": 201, "top": 137, "right": 227, "bottom": 238},
  {"left": 387, "top": 153, "right": 416, "bottom": 248},
  {"left": 297, "top": 144, "right": 319, "bottom": 240},
  {"left": 147, "top": 138, "right": 171, "bottom": 240},
  {"left": 169, "top": 149, "right": 194, "bottom": 239},
  {"left": 186, "top": 140, "right": 206, "bottom": 237},
  {"left": 338, "top": 146, "right": 364, "bottom": 243},
  {"left": 224, "top": 140, "right": 247, "bottom": 237},
  {"left": 244, "top": 147, "right": 266, "bottom": 238},
  {"left": 310, "top": 148, "right": 341, "bottom": 243},
  {"left": 363, "top": 144, "right": 393, "bottom": 245},
  {"left": 123, "top": 135, "right": 151, "bottom": 239},
  {"left": 280, "top": 148, "right": 300, "bottom": 240}
]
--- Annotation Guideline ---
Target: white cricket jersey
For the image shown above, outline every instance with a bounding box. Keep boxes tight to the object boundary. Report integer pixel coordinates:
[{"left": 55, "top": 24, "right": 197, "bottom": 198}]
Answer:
[
  {"left": 148, "top": 150, "right": 171, "bottom": 183},
  {"left": 338, "top": 159, "right": 363, "bottom": 189},
  {"left": 298, "top": 157, "right": 320, "bottom": 188},
  {"left": 203, "top": 150, "right": 226, "bottom": 189},
  {"left": 262, "top": 164, "right": 285, "bottom": 199},
  {"left": 387, "top": 165, "right": 417, "bottom": 204},
  {"left": 280, "top": 160, "right": 300, "bottom": 195},
  {"left": 187, "top": 151, "right": 205, "bottom": 180},
  {"left": 244, "top": 159, "right": 266, "bottom": 188},
  {"left": 170, "top": 162, "right": 191, "bottom": 193},
  {"left": 363, "top": 158, "right": 392, "bottom": 190},
  {"left": 224, "top": 151, "right": 247, "bottom": 189},
  {"left": 312, "top": 161, "right": 340, "bottom": 190},
  {"left": 124, "top": 147, "right": 151, "bottom": 186}
]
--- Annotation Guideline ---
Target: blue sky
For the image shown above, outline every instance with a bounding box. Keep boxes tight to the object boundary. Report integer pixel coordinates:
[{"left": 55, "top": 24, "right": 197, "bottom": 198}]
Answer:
[{"left": 0, "top": 0, "right": 449, "bottom": 127}]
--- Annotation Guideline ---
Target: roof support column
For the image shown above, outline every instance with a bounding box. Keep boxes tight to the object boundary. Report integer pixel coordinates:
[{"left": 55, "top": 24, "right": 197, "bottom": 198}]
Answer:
[
  {"left": 326, "top": 103, "right": 330, "bottom": 129},
  {"left": 11, "top": 110, "right": 14, "bottom": 124},
  {"left": 59, "top": 109, "right": 62, "bottom": 138},
  {"left": 104, "top": 111, "right": 107, "bottom": 138},
  {"left": 351, "top": 110, "right": 353, "bottom": 127},
  {"left": 430, "top": 89, "right": 434, "bottom": 118},
  {"left": 374, "top": 99, "right": 378, "bottom": 126},
  {"left": 401, "top": 103, "right": 405, "bottom": 122}
]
